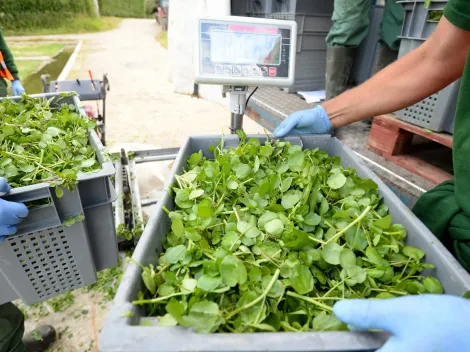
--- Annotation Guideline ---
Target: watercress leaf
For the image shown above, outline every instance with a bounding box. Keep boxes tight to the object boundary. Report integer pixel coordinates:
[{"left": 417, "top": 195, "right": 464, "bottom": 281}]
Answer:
[
  {"left": 197, "top": 275, "right": 222, "bottom": 292},
  {"left": 165, "top": 245, "right": 187, "bottom": 264},
  {"left": 227, "top": 179, "right": 238, "bottom": 190},
  {"left": 181, "top": 301, "right": 223, "bottom": 333},
  {"left": 282, "top": 190, "right": 302, "bottom": 209},
  {"left": 304, "top": 212, "right": 321, "bottom": 226},
  {"left": 402, "top": 246, "right": 425, "bottom": 260},
  {"left": 288, "top": 151, "right": 304, "bottom": 170},
  {"left": 235, "top": 163, "right": 251, "bottom": 179},
  {"left": 181, "top": 278, "right": 197, "bottom": 292},
  {"left": 55, "top": 187, "right": 64, "bottom": 199},
  {"left": 81, "top": 158, "right": 96, "bottom": 168},
  {"left": 319, "top": 198, "right": 329, "bottom": 216},
  {"left": 171, "top": 218, "right": 185, "bottom": 237},
  {"left": 281, "top": 177, "right": 293, "bottom": 192},
  {"left": 323, "top": 242, "right": 342, "bottom": 265},
  {"left": 346, "top": 265, "right": 367, "bottom": 284},
  {"left": 189, "top": 189, "right": 204, "bottom": 200},
  {"left": 366, "top": 246, "right": 390, "bottom": 267},
  {"left": 187, "top": 152, "right": 202, "bottom": 166},
  {"left": 339, "top": 248, "right": 356, "bottom": 269},
  {"left": 290, "top": 264, "right": 314, "bottom": 294},
  {"left": 312, "top": 311, "right": 347, "bottom": 331},
  {"left": 423, "top": 276, "right": 443, "bottom": 294},
  {"left": 373, "top": 215, "right": 392, "bottom": 229},
  {"left": 327, "top": 173, "right": 346, "bottom": 190},
  {"left": 158, "top": 314, "right": 178, "bottom": 327},
  {"left": 264, "top": 219, "right": 284, "bottom": 236},
  {"left": 220, "top": 255, "right": 247, "bottom": 287},
  {"left": 375, "top": 292, "right": 396, "bottom": 299}
]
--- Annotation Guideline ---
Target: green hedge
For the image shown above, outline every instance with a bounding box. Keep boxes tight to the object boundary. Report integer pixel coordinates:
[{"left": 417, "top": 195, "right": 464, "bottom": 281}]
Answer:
[
  {"left": 99, "top": 0, "right": 147, "bottom": 18},
  {"left": 0, "top": 0, "right": 97, "bottom": 31}
]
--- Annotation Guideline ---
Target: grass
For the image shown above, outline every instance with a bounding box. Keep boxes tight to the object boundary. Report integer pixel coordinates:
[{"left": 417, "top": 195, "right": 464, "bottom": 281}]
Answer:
[
  {"left": 9, "top": 43, "right": 66, "bottom": 58},
  {"left": 156, "top": 31, "right": 168, "bottom": 49},
  {"left": 4, "top": 16, "right": 122, "bottom": 36},
  {"left": 16, "top": 60, "right": 43, "bottom": 80}
]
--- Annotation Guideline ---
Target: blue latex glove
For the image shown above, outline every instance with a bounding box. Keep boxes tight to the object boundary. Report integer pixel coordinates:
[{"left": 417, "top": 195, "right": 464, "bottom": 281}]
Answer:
[
  {"left": 11, "top": 80, "right": 25, "bottom": 96},
  {"left": 273, "top": 105, "right": 332, "bottom": 137},
  {"left": 0, "top": 178, "right": 28, "bottom": 243},
  {"left": 334, "top": 294, "right": 470, "bottom": 352}
]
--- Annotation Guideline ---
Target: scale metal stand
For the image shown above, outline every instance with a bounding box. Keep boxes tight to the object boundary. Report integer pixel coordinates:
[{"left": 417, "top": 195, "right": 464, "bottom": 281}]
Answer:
[{"left": 223, "top": 85, "right": 248, "bottom": 133}]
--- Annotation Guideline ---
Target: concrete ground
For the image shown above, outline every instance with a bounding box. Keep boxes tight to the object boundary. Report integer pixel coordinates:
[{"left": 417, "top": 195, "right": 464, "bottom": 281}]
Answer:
[{"left": 18, "top": 19, "right": 264, "bottom": 352}]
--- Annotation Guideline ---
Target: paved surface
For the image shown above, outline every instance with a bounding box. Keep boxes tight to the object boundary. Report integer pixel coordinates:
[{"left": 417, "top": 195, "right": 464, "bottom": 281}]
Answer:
[
  {"left": 68, "top": 19, "right": 264, "bottom": 149},
  {"left": 19, "top": 18, "right": 265, "bottom": 352}
]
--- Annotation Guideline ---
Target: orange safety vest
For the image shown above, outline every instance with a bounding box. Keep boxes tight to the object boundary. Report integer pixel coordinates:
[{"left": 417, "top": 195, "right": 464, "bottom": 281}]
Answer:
[{"left": 0, "top": 51, "right": 15, "bottom": 81}]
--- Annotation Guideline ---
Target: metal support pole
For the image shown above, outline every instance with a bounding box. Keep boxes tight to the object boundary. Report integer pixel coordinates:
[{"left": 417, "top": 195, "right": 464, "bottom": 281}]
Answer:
[
  {"left": 225, "top": 85, "right": 248, "bottom": 134},
  {"left": 230, "top": 113, "right": 244, "bottom": 134}
]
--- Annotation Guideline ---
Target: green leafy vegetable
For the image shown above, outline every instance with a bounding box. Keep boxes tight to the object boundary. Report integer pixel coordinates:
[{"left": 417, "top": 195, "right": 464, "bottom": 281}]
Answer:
[
  {"left": 0, "top": 94, "right": 101, "bottom": 192},
  {"left": 133, "top": 136, "right": 442, "bottom": 333}
]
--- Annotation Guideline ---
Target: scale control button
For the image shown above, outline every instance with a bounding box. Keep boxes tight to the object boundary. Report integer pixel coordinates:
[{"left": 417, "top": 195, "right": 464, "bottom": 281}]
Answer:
[
  {"left": 242, "top": 66, "right": 250, "bottom": 76},
  {"left": 224, "top": 65, "right": 233, "bottom": 75},
  {"left": 261, "top": 67, "right": 269, "bottom": 76},
  {"left": 233, "top": 65, "right": 242, "bottom": 76},
  {"left": 250, "top": 66, "right": 260, "bottom": 76},
  {"left": 215, "top": 64, "right": 224, "bottom": 74},
  {"left": 269, "top": 67, "right": 277, "bottom": 77}
]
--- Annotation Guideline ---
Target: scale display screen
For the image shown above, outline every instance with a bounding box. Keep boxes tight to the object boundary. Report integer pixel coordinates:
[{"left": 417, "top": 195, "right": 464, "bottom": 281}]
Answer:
[
  {"left": 210, "top": 31, "right": 281, "bottom": 65},
  {"left": 196, "top": 17, "right": 296, "bottom": 86}
]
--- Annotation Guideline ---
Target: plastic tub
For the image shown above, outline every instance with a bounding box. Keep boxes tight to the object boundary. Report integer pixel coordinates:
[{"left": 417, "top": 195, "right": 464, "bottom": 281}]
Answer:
[
  {"left": 0, "top": 93, "right": 118, "bottom": 305},
  {"left": 100, "top": 135, "right": 470, "bottom": 352}
]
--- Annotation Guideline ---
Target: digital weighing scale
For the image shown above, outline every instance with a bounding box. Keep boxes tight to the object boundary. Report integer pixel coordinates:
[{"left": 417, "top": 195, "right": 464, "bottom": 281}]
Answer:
[{"left": 195, "top": 16, "right": 297, "bottom": 133}]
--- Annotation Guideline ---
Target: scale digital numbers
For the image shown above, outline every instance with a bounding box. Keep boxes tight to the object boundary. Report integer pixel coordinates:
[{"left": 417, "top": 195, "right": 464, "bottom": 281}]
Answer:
[{"left": 210, "top": 30, "right": 281, "bottom": 66}]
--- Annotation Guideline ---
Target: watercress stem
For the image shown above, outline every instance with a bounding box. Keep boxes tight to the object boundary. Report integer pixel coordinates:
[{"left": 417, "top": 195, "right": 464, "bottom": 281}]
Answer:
[
  {"left": 286, "top": 292, "right": 333, "bottom": 312},
  {"left": 225, "top": 269, "right": 280, "bottom": 320},
  {"left": 324, "top": 206, "right": 371, "bottom": 246},
  {"left": 132, "top": 291, "right": 191, "bottom": 305}
]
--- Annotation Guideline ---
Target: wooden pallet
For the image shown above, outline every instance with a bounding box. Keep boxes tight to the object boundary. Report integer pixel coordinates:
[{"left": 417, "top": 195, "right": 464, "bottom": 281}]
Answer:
[{"left": 367, "top": 114, "right": 453, "bottom": 185}]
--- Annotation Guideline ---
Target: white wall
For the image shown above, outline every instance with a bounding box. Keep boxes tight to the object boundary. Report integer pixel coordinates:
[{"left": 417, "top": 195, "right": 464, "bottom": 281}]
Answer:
[{"left": 168, "top": 0, "right": 231, "bottom": 106}]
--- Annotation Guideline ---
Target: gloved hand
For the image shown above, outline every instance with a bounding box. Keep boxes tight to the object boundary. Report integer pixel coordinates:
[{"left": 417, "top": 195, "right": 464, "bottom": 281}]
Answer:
[
  {"left": 0, "top": 178, "right": 28, "bottom": 243},
  {"left": 11, "top": 80, "right": 25, "bottom": 96},
  {"left": 273, "top": 105, "right": 332, "bottom": 137},
  {"left": 333, "top": 294, "right": 470, "bottom": 352}
]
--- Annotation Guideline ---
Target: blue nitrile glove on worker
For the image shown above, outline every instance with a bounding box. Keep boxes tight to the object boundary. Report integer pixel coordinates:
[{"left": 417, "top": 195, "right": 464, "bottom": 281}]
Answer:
[
  {"left": 273, "top": 105, "right": 332, "bottom": 137},
  {"left": 0, "top": 177, "right": 28, "bottom": 242},
  {"left": 333, "top": 294, "right": 470, "bottom": 352},
  {"left": 11, "top": 80, "right": 25, "bottom": 96}
]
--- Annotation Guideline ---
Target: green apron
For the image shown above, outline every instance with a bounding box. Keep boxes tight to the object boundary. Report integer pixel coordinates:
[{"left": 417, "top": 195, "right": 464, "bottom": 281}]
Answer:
[
  {"left": 326, "top": 0, "right": 404, "bottom": 51},
  {"left": 413, "top": 50, "right": 470, "bottom": 271}
]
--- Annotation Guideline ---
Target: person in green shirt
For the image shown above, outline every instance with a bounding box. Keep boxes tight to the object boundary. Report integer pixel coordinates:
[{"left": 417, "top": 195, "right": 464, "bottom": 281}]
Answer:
[
  {"left": 0, "top": 30, "right": 25, "bottom": 97},
  {"left": 275, "top": 0, "right": 470, "bottom": 350}
]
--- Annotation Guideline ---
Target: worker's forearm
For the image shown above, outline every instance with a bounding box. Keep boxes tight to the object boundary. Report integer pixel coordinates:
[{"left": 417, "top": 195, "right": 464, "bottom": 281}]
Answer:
[{"left": 323, "top": 18, "right": 470, "bottom": 128}]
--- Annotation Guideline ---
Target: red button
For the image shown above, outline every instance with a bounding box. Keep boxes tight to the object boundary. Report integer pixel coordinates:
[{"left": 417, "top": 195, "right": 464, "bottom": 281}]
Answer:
[{"left": 269, "top": 67, "right": 277, "bottom": 76}]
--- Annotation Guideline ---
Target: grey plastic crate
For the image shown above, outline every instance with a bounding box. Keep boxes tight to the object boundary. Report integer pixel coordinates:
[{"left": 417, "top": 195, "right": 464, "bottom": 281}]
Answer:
[
  {"left": 266, "top": 13, "right": 332, "bottom": 93},
  {"left": 283, "top": 49, "right": 327, "bottom": 93},
  {"left": 0, "top": 221, "right": 97, "bottom": 305},
  {"left": 0, "top": 93, "right": 118, "bottom": 304},
  {"left": 101, "top": 135, "right": 470, "bottom": 352},
  {"left": 394, "top": 38, "right": 460, "bottom": 133},
  {"left": 399, "top": 0, "right": 446, "bottom": 40},
  {"left": 231, "top": 0, "right": 333, "bottom": 15},
  {"left": 0, "top": 93, "right": 116, "bottom": 233},
  {"left": 84, "top": 195, "right": 118, "bottom": 272},
  {"left": 269, "top": 13, "right": 333, "bottom": 36}
]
